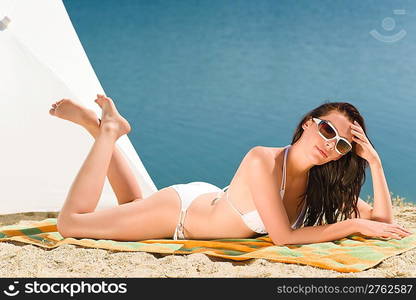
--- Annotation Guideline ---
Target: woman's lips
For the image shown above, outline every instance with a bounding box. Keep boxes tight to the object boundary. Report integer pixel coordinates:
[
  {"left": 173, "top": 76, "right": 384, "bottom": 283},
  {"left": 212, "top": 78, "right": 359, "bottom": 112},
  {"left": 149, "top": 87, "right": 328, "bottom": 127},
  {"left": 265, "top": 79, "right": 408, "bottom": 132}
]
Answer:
[{"left": 315, "top": 146, "right": 328, "bottom": 158}]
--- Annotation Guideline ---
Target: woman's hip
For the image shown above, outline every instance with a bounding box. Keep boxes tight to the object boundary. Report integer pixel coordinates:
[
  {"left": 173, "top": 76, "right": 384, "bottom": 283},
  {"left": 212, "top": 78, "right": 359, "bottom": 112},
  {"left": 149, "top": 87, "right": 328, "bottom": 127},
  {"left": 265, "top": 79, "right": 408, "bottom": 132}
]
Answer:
[
  {"left": 169, "top": 181, "right": 222, "bottom": 210},
  {"left": 167, "top": 181, "right": 223, "bottom": 239}
]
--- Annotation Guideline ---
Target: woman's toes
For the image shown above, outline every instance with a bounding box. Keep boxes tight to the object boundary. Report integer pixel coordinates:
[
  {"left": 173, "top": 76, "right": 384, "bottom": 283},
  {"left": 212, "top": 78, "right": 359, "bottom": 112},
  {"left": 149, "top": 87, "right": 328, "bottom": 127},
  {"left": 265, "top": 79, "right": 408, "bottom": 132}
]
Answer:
[
  {"left": 95, "top": 97, "right": 104, "bottom": 108},
  {"left": 95, "top": 95, "right": 116, "bottom": 112},
  {"left": 52, "top": 99, "right": 65, "bottom": 110},
  {"left": 103, "top": 96, "right": 116, "bottom": 110}
]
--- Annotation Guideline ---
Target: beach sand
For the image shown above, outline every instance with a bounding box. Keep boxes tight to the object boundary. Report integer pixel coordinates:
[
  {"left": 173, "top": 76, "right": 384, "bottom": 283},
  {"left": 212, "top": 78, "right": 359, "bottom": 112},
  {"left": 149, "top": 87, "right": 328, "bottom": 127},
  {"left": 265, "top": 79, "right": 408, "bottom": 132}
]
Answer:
[{"left": 1, "top": 200, "right": 415, "bottom": 278}]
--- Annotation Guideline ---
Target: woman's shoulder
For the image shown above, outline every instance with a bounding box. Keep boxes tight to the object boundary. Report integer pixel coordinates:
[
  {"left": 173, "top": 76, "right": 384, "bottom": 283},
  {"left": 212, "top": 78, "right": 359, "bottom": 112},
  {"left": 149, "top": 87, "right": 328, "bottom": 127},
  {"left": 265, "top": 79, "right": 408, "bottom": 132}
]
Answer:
[{"left": 245, "top": 146, "right": 285, "bottom": 167}]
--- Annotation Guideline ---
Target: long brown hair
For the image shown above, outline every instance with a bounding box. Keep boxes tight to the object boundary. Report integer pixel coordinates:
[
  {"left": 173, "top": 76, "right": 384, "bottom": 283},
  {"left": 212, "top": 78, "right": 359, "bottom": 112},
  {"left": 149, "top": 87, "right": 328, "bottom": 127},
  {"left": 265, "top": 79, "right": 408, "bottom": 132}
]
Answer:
[{"left": 293, "top": 101, "right": 373, "bottom": 226}]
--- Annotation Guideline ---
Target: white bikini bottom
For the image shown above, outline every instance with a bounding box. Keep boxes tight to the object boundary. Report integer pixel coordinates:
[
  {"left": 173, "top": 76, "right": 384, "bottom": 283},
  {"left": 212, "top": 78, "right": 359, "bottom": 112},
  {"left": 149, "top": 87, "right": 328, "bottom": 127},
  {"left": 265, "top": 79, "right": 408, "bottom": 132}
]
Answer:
[{"left": 169, "top": 181, "right": 222, "bottom": 240}]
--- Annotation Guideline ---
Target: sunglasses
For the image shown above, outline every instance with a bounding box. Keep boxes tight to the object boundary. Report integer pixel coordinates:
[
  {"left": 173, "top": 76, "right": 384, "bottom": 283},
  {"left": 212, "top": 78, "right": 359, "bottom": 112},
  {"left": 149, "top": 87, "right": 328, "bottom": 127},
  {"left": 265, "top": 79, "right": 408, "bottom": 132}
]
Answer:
[{"left": 312, "top": 117, "right": 352, "bottom": 155}]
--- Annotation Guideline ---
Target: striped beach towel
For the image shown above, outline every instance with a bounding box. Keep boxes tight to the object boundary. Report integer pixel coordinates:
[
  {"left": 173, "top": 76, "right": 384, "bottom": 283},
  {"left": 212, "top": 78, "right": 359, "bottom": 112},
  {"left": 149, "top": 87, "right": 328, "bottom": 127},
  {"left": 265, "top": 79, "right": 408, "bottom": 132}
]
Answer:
[{"left": 1, "top": 218, "right": 415, "bottom": 273}]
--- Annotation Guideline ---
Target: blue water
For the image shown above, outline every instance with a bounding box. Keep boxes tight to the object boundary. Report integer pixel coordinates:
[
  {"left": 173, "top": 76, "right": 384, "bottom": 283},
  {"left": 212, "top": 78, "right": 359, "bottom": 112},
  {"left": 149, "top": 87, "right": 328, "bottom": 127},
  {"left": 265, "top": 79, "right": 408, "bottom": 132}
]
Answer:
[{"left": 63, "top": 0, "right": 416, "bottom": 203}]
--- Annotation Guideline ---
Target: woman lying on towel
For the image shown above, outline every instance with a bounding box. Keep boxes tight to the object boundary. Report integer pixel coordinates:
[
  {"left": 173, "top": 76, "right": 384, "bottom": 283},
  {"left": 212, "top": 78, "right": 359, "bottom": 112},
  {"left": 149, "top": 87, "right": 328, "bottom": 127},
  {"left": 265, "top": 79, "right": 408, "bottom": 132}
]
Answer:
[{"left": 49, "top": 96, "right": 411, "bottom": 245}]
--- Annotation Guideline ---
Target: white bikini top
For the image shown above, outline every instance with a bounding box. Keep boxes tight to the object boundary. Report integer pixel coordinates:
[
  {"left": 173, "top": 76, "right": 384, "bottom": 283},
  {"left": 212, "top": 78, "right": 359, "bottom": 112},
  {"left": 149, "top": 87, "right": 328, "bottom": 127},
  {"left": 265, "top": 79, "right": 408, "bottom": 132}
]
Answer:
[{"left": 221, "top": 144, "right": 308, "bottom": 234}]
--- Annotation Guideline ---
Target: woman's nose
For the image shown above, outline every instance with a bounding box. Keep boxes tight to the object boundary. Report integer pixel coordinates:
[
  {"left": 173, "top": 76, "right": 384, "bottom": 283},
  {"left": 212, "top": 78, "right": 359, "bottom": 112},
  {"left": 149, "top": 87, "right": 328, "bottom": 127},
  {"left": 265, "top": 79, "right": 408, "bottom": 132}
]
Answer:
[{"left": 325, "top": 140, "right": 336, "bottom": 151}]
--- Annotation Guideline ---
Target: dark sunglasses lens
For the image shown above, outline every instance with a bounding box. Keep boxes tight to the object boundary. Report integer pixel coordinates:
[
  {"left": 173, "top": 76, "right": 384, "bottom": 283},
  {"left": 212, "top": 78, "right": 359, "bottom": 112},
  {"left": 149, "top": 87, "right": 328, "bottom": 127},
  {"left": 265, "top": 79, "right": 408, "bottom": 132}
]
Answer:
[
  {"left": 318, "top": 121, "right": 336, "bottom": 139},
  {"left": 337, "top": 139, "right": 351, "bottom": 154}
]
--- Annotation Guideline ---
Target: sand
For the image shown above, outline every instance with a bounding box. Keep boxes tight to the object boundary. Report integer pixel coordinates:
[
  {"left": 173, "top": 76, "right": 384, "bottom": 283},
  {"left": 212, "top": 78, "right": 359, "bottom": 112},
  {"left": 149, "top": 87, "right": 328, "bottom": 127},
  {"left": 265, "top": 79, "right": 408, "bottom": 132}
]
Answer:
[{"left": 1, "top": 200, "right": 415, "bottom": 278}]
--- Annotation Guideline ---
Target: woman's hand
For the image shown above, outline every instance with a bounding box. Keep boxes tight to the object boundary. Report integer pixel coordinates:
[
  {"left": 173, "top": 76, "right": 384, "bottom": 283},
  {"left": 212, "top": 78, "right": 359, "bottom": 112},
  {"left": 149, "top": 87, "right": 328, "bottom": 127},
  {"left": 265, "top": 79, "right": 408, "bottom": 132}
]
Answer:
[
  {"left": 354, "top": 218, "right": 412, "bottom": 240},
  {"left": 351, "top": 121, "right": 381, "bottom": 165}
]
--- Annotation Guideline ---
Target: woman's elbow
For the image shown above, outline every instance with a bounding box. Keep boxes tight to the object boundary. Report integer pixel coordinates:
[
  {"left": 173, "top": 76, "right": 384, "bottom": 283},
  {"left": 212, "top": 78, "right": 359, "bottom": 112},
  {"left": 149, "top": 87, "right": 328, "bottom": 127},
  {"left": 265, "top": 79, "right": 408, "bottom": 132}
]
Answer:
[
  {"left": 370, "top": 214, "right": 394, "bottom": 224},
  {"left": 383, "top": 218, "right": 395, "bottom": 224},
  {"left": 270, "top": 234, "right": 292, "bottom": 246},
  {"left": 268, "top": 226, "right": 295, "bottom": 246},
  {"left": 382, "top": 217, "right": 395, "bottom": 224},
  {"left": 272, "top": 239, "right": 288, "bottom": 246}
]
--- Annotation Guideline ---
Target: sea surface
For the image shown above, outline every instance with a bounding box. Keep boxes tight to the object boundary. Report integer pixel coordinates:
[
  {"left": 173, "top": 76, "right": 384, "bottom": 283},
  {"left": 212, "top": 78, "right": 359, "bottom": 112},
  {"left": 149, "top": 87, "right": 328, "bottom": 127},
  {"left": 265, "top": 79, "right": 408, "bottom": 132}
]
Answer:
[{"left": 63, "top": 0, "right": 416, "bottom": 203}]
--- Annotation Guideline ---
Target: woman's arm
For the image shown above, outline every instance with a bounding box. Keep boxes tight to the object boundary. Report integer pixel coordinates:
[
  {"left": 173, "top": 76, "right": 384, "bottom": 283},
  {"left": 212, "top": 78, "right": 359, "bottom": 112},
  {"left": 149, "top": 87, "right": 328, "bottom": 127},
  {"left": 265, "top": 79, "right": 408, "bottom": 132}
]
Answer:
[
  {"left": 285, "top": 217, "right": 410, "bottom": 246},
  {"left": 347, "top": 160, "right": 393, "bottom": 222},
  {"left": 246, "top": 147, "right": 294, "bottom": 246},
  {"left": 284, "top": 219, "right": 358, "bottom": 245},
  {"left": 368, "top": 159, "right": 394, "bottom": 224},
  {"left": 350, "top": 122, "right": 393, "bottom": 223}
]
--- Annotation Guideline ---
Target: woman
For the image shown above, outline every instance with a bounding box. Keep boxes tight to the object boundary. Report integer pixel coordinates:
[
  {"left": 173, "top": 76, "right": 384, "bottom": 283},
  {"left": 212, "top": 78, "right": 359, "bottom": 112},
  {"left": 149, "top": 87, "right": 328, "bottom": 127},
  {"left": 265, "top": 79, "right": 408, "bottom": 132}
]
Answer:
[{"left": 49, "top": 95, "right": 411, "bottom": 245}]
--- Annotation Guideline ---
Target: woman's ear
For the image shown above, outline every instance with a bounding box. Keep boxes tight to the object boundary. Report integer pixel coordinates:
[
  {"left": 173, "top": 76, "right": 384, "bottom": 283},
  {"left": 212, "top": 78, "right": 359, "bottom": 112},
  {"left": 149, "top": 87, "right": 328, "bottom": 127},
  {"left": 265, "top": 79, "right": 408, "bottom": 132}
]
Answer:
[{"left": 302, "top": 119, "right": 312, "bottom": 130}]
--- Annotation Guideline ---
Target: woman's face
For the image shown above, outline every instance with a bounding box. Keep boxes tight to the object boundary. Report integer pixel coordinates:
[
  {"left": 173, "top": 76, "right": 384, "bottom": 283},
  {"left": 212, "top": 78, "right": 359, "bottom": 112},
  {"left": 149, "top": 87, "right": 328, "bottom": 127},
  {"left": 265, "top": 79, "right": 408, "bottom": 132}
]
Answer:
[{"left": 302, "top": 111, "right": 355, "bottom": 164}]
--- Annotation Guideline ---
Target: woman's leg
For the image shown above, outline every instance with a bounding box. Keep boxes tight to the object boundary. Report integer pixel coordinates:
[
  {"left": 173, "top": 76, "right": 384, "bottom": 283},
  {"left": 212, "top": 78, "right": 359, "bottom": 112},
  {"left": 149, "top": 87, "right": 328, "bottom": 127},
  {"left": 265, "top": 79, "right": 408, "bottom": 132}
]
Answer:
[
  {"left": 58, "top": 96, "right": 130, "bottom": 216},
  {"left": 50, "top": 96, "right": 142, "bottom": 205},
  {"left": 56, "top": 96, "right": 180, "bottom": 240},
  {"left": 85, "top": 118, "right": 143, "bottom": 204}
]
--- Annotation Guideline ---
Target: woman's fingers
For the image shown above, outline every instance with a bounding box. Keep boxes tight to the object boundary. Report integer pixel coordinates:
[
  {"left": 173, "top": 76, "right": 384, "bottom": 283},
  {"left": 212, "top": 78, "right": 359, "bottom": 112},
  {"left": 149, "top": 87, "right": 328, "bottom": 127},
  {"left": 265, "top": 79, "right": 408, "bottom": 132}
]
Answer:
[
  {"left": 392, "top": 233, "right": 402, "bottom": 240},
  {"left": 392, "top": 224, "right": 412, "bottom": 235},
  {"left": 391, "top": 229, "right": 406, "bottom": 238},
  {"left": 351, "top": 123, "right": 371, "bottom": 143},
  {"left": 352, "top": 131, "right": 366, "bottom": 140},
  {"left": 351, "top": 123, "right": 363, "bottom": 131},
  {"left": 381, "top": 230, "right": 401, "bottom": 239},
  {"left": 384, "top": 227, "right": 409, "bottom": 239},
  {"left": 395, "top": 228, "right": 412, "bottom": 237},
  {"left": 351, "top": 129, "right": 369, "bottom": 143},
  {"left": 351, "top": 129, "right": 364, "bottom": 138}
]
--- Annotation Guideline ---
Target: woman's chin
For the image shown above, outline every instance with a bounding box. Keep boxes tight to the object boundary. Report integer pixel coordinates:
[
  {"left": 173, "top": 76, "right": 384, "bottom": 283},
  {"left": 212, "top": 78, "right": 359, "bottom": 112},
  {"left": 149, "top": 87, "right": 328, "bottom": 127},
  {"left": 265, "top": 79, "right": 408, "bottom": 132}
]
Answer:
[{"left": 311, "top": 149, "right": 328, "bottom": 165}]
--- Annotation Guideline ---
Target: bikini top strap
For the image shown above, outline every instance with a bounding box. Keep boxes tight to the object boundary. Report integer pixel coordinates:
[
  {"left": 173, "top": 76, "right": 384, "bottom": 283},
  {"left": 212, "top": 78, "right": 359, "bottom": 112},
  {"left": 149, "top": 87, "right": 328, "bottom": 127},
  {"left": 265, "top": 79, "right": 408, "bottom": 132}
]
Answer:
[{"left": 281, "top": 145, "right": 290, "bottom": 192}]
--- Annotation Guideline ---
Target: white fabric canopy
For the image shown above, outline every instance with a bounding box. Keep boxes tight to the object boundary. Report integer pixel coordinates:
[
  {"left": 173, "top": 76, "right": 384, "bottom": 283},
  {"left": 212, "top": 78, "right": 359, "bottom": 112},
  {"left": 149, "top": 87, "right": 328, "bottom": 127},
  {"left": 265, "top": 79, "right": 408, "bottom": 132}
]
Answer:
[{"left": 0, "top": 0, "right": 157, "bottom": 214}]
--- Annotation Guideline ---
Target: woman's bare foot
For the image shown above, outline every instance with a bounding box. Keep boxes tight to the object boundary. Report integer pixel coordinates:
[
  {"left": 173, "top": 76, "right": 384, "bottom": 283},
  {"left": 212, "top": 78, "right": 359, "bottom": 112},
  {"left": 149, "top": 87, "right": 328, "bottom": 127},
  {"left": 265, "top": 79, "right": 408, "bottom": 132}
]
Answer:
[
  {"left": 49, "top": 98, "right": 100, "bottom": 132},
  {"left": 95, "top": 95, "right": 131, "bottom": 138}
]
